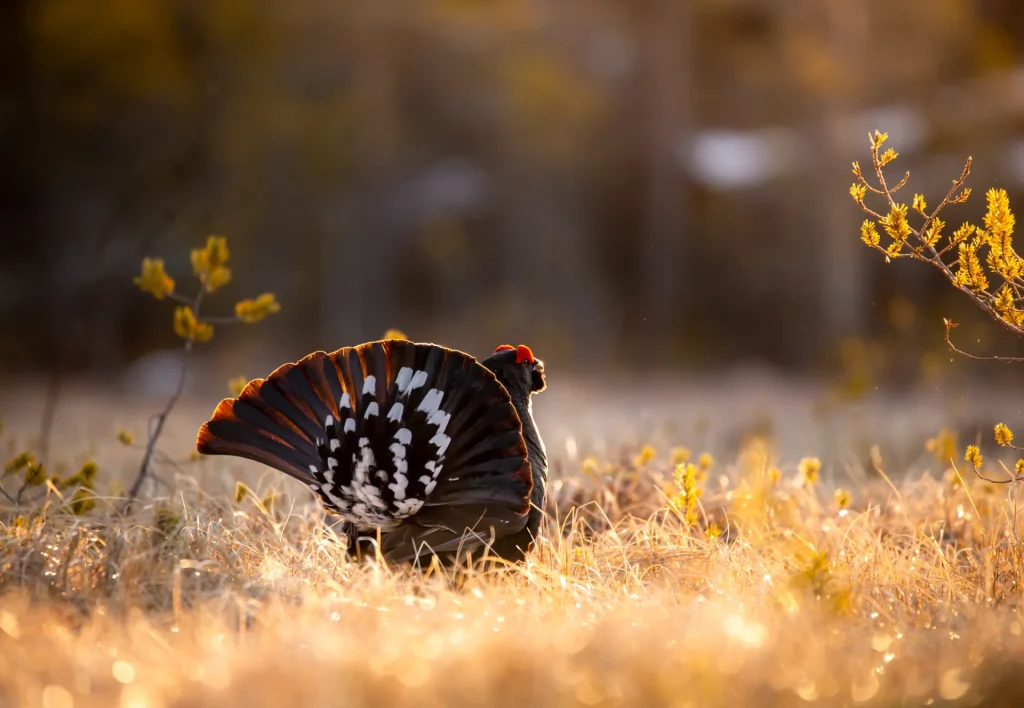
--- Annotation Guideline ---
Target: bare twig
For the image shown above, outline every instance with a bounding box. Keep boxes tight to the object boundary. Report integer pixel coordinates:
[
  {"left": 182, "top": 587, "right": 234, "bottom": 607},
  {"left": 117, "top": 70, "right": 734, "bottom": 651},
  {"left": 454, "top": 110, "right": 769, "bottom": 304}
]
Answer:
[
  {"left": 125, "top": 288, "right": 204, "bottom": 509},
  {"left": 943, "top": 320, "right": 1024, "bottom": 363}
]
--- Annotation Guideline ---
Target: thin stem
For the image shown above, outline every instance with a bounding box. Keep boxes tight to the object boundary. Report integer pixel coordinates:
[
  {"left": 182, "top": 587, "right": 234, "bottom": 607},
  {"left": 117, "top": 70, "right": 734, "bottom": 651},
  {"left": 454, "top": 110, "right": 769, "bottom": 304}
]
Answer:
[
  {"left": 944, "top": 322, "right": 1024, "bottom": 363},
  {"left": 38, "top": 369, "right": 62, "bottom": 468},
  {"left": 125, "top": 287, "right": 205, "bottom": 507},
  {"left": 971, "top": 464, "right": 1023, "bottom": 485},
  {"left": 0, "top": 484, "right": 16, "bottom": 505}
]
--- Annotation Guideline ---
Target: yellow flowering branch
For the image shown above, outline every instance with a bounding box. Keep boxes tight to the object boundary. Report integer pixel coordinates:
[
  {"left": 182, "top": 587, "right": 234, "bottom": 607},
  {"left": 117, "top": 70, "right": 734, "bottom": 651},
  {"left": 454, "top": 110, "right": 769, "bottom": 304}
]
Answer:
[
  {"left": 128, "top": 235, "right": 281, "bottom": 505},
  {"left": 853, "top": 131, "right": 1024, "bottom": 348},
  {"left": 854, "top": 133, "right": 1024, "bottom": 488}
]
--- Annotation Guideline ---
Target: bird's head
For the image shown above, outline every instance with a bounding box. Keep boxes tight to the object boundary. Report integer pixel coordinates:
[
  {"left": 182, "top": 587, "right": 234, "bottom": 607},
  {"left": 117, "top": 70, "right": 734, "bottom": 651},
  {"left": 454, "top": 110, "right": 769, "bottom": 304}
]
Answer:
[{"left": 480, "top": 344, "right": 546, "bottom": 402}]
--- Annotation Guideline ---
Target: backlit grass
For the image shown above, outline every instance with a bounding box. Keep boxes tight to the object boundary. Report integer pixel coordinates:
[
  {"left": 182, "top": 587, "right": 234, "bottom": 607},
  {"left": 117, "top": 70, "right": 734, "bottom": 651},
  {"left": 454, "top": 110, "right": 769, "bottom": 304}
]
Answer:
[{"left": 4, "top": 429, "right": 1024, "bottom": 707}]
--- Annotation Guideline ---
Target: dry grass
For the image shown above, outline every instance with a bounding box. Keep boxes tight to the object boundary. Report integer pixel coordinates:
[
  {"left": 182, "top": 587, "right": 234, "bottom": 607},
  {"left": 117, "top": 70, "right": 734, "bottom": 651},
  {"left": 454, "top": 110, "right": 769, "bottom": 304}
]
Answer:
[{"left": 6, "top": 398, "right": 1024, "bottom": 706}]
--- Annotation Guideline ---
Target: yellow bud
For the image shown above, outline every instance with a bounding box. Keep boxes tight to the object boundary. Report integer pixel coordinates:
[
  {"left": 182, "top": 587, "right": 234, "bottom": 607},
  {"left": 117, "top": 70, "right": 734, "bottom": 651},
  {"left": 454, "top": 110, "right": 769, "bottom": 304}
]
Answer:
[
  {"left": 117, "top": 430, "right": 133, "bottom": 446},
  {"left": 384, "top": 329, "right": 408, "bottom": 341},
  {"left": 670, "top": 447, "right": 691, "bottom": 465},
  {"left": 798, "top": 457, "right": 821, "bottom": 485},
  {"left": 994, "top": 423, "right": 1014, "bottom": 447},
  {"left": 191, "top": 236, "right": 232, "bottom": 292},
  {"left": 133, "top": 258, "right": 175, "bottom": 299},
  {"left": 235, "top": 293, "right": 281, "bottom": 324},
  {"left": 833, "top": 488, "right": 851, "bottom": 509},
  {"left": 965, "top": 445, "right": 983, "bottom": 469},
  {"left": 633, "top": 444, "right": 656, "bottom": 467}
]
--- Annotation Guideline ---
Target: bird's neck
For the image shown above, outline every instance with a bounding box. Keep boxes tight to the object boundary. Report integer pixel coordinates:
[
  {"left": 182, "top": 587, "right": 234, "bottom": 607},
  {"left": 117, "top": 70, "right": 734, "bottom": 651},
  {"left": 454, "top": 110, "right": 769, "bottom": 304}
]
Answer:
[{"left": 512, "top": 395, "right": 547, "bottom": 513}]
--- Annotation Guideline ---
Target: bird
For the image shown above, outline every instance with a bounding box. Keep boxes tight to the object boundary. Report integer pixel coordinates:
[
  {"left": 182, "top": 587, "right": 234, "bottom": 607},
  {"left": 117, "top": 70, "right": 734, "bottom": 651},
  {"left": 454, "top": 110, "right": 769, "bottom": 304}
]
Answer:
[{"left": 195, "top": 339, "right": 547, "bottom": 565}]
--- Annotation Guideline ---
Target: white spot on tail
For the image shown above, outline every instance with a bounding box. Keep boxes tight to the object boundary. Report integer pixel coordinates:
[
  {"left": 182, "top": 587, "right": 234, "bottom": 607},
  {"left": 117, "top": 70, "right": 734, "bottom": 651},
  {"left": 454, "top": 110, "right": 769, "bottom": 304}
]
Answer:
[
  {"left": 365, "top": 401, "right": 379, "bottom": 418},
  {"left": 395, "top": 367, "right": 413, "bottom": 394},
  {"left": 387, "top": 402, "right": 404, "bottom": 422},
  {"left": 339, "top": 393, "right": 350, "bottom": 409},
  {"left": 430, "top": 433, "right": 451, "bottom": 456},
  {"left": 390, "top": 442, "right": 406, "bottom": 459},
  {"left": 395, "top": 428, "right": 412, "bottom": 445},
  {"left": 394, "top": 498, "right": 423, "bottom": 516},
  {"left": 424, "top": 480, "right": 437, "bottom": 495},
  {"left": 344, "top": 418, "right": 356, "bottom": 433},
  {"left": 362, "top": 376, "right": 376, "bottom": 396},
  {"left": 410, "top": 370, "right": 428, "bottom": 390},
  {"left": 330, "top": 438, "right": 340, "bottom": 452},
  {"left": 416, "top": 389, "right": 444, "bottom": 415},
  {"left": 389, "top": 460, "right": 409, "bottom": 499},
  {"left": 427, "top": 409, "right": 450, "bottom": 436},
  {"left": 353, "top": 438, "right": 374, "bottom": 484},
  {"left": 325, "top": 415, "right": 334, "bottom": 427},
  {"left": 309, "top": 465, "right": 318, "bottom": 475}
]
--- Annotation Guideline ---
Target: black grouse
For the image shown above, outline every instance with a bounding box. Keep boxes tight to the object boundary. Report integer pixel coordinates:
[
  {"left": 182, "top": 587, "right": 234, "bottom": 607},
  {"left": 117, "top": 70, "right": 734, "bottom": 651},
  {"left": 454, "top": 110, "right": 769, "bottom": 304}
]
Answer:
[{"left": 196, "top": 340, "right": 547, "bottom": 565}]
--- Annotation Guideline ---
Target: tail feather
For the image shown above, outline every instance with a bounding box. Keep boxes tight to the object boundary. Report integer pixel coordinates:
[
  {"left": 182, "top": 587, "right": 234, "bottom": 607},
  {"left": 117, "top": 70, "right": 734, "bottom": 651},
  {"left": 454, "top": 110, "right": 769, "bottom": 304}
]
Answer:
[{"left": 196, "top": 339, "right": 533, "bottom": 558}]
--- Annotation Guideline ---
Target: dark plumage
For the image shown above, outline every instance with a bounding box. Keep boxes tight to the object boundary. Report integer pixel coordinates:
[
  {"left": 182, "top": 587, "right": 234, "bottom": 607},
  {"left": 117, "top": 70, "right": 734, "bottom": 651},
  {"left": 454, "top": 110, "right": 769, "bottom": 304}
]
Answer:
[{"left": 196, "top": 339, "right": 547, "bottom": 565}]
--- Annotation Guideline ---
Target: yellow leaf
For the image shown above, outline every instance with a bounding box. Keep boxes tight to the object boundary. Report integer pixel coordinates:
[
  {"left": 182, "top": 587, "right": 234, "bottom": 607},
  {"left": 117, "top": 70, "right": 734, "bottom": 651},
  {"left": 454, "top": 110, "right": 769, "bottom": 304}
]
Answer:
[
  {"left": 879, "top": 147, "right": 898, "bottom": 166},
  {"left": 191, "top": 236, "right": 232, "bottom": 293},
  {"left": 951, "top": 223, "right": 976, "bottom": 245},
  {"left": 860, "top": 220, "right": 881, "bottom": 247},
  {"left": 912, "top": 193, "right": 928, "bottom": 214},
  {"left": 924, "top": 218, "right": 944, "bottom": 247},
  {"left": 235, "top": 293, "right": 281, "bottom": 324},
  {"left": 133, "top": 258, "right": 175, "bottom": 299},
  {"left": 984, "top": 188, "right": 1015, "bottom": 239},
  {"left": 173, "top": 306, "right": 213, "bottom": 342},
  {"left": 950, "top": 187, "right": 972, "bottom": 204},
  {"left": 879, "top": 204, "right": 912, "bottom": 242},
  {"left": 955, "top": 241, "right": 989, "bottom": 292}
]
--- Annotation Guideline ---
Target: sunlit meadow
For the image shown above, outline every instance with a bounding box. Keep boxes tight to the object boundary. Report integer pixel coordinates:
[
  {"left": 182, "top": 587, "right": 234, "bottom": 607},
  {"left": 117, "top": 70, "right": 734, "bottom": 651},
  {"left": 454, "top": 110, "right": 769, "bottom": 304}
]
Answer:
[
  {"left": 8, "top": 138, "right": 1024, "bottom": 707},
  {"left": 4, "top": 398, "right": 1024, "bottom": 708}
]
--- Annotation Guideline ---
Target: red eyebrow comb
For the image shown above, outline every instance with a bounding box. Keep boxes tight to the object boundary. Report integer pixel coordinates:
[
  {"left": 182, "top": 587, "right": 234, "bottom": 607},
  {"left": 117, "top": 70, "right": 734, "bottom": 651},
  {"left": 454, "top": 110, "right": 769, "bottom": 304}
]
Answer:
[
  {"left": 515, "top": 345, "right": 534, "bottom": 364},
  {"left": 494, "top": 344, "right": 515, "bottom": 353}
]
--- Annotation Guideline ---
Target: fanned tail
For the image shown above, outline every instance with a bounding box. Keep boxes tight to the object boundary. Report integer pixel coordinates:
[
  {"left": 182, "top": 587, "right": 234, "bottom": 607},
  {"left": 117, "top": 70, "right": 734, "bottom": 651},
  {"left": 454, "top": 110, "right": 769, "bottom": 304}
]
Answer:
[{"left": 196, "top": 340, "right": 533, "bottom": 562}]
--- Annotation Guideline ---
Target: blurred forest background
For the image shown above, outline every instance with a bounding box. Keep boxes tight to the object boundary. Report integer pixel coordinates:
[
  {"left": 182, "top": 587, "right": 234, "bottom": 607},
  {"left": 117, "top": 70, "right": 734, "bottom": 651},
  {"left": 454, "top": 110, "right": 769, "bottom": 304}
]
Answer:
[{"left": 3, "top": 0, "right": 1024, "bottom": 394}]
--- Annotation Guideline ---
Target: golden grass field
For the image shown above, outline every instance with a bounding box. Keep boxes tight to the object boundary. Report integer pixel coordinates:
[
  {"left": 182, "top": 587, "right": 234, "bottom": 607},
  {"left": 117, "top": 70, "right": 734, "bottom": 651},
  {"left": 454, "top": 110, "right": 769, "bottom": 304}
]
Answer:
[{"left": 4, "top": 381, "right": 1024, "bottom": 707}]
